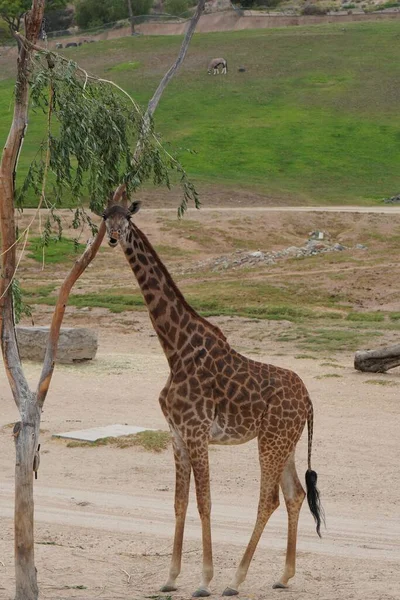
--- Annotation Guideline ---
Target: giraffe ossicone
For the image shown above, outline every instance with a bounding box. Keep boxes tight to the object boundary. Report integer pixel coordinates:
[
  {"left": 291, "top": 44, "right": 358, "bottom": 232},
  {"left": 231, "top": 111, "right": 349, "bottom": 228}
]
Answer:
[{"left": 103, "top": 203, "right": 324, "bottom": 596}]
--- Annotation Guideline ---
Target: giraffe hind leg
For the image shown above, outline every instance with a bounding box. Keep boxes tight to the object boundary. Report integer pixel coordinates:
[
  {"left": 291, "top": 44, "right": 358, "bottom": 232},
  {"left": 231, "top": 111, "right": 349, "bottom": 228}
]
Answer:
[
  {"left": 222, "top": 437, "right": 287, "bottom": 595},
  {"left": 273, "top": 452, "right": 305, "bottom": 589}
]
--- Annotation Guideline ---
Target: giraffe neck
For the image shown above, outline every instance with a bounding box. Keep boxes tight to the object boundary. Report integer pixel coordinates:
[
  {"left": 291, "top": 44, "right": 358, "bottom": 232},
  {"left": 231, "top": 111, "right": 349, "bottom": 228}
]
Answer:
[{"left": 120, "top": 222, "right": 225, "bottom": 364}]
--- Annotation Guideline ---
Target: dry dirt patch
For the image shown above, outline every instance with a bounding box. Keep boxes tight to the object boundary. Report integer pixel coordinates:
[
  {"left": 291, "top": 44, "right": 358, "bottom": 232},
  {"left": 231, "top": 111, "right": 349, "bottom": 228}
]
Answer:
[
  {"left": 0, "top": 314, "right": 399, "bottom": 600},
  {"left": 1, "top": 207, "right": 400, "bottom": 599}
]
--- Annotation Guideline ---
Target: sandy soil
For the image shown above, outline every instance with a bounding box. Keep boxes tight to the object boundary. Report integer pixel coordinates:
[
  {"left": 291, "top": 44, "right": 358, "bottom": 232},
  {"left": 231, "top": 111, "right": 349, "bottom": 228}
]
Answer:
[
  {"left": 1, "top": 206, "right": 400, "bottom": 600},
  {"left": 1, "top": 311, "right": 399, "bottom": 600}
]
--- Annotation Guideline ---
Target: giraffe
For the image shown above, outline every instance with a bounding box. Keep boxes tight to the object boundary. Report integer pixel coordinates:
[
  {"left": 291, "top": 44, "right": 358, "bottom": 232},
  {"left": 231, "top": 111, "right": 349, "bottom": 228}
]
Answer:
[{"left": 103, "top": 202, "right": 324, "bottom": 597}]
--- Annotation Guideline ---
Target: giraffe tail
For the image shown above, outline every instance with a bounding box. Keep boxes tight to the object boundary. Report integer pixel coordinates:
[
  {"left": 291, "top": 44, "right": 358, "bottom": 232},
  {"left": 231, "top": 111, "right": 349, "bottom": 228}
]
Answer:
[{"left": 305, "top": 403, "right": 325, "bottom": 538}]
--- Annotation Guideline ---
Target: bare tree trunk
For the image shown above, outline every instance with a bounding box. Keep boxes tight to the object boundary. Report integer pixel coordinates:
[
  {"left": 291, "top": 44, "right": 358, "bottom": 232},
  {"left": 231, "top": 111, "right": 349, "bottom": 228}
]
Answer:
[
  {"left": 13, "top": 402, "right": 41, "bottom": 600},
  {"left": 354, "top": 344, "right": 400, "bottom": 373},
  {"left": 1, "top": 2, "right": 204, "bottom": 597},
  {"left": 113, "top": 0, "right": 206, "bottom": 204},
  {"left": 0, "top": 3, "right": 45, "bottom": 599},
  {"left": 36, "top": 224, "right": 106, "bottom": 406},
  {"left": 127, "top": 0, "right": 135, "bottom": 34}
]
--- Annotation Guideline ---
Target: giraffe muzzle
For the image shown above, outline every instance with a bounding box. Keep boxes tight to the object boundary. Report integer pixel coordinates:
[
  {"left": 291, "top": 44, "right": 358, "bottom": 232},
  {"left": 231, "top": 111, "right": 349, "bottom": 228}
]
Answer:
[
  {"left": 108, "top": 236, "right": 119, "bottom": 247},
  {"left": 108, "top": 230, "right": 120, "bottom": 247}
]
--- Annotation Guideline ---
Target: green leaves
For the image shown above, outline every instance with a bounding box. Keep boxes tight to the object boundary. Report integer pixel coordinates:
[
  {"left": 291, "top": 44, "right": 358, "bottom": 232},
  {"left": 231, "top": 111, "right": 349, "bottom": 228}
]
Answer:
[
  {"left": 0, "top": 0, "right": 67, "bottom": 30},
  {"left": 21, "top": 53, "right": 198, "bottom": 232},
  {"left": 11, "top": 279, "right": 32, "bottom": 324}
]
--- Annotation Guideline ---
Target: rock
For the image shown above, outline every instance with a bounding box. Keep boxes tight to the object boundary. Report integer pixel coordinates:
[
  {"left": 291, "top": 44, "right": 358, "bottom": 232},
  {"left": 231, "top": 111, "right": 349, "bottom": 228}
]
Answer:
[
  {"left": 309, "top": 230, "right": 325, "bottom": 240},
  {"left": 285, "top": 246, "right": 300, "bottom": 255},
  {"left": 204, "top": 0, "right": 231, "bottom": 13},
  {"left": 384, "top": 194, "right": 400, "bottom": 204},
  {"left": 16, "top": 327, "right": 98, "bottom": 363},
  {"left": 355, "top": 244, "right": 368, "bottom": 250}
]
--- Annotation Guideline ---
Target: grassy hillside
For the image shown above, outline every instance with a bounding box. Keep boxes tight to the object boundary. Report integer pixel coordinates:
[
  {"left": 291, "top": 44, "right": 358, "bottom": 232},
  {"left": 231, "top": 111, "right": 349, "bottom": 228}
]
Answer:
[{"left": 2, "top": 21, "right": 400, "bottom": 204}]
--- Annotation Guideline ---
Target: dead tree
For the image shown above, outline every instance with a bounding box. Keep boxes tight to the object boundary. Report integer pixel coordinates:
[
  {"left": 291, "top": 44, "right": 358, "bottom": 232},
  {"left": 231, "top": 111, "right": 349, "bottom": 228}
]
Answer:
[
  {"left": 0, "top": 1, "right": 205, "bottom": 599},
  {"left": 354, "top": 344, "right": 400, "bottom": 373}
]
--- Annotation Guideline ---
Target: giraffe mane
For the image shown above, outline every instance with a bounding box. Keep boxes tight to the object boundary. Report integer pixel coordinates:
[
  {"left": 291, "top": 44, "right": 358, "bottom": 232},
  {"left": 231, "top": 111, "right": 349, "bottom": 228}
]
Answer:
[{"left": 131, "top": 222, "right": 227, "bottom": 342}]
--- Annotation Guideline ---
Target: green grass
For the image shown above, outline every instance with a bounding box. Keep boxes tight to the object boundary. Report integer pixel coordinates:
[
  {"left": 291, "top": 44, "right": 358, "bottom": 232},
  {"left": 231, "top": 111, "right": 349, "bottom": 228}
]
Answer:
[
  {"left": 315, "top": 373, "right": 343, "bottom": 379},
  {"left": 27, "top": 237, "right": 86, "bottom": 264},
  {"left": 346, "top": 311, "right": 385, "bottom": 322},
  {"left": 3, "top": 21, "right": 400, "bottom": 204},
  {"left": 364, "top": 379, "right": 398, "bottom": 386},
  {"left": 31, "top": 291, "right": 146, "bottom": 313},
  {"left": 296, "top": 327, "right": 382, "bottom": 352},
  {"left": 65, "top": 430, "right": 170, "bottom": 451},
  {"left": 105, "top": 60, "right": 140, "bottom": 72}
]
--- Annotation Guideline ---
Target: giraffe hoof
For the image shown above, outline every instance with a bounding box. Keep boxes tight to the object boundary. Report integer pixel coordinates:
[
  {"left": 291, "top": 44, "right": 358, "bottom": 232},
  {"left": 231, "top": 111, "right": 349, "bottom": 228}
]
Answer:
[
  {"left": 160, "top": 584, "right": 178, "bottom": 592},
  {"left": 222, "top": 587, "right": 239, "bottom": 596},
  {"left": 272, "top": 582, "right": 289, "bottom": 589},
  {"left": 192, "top": 588, "right": 211, "bottom": 597}
]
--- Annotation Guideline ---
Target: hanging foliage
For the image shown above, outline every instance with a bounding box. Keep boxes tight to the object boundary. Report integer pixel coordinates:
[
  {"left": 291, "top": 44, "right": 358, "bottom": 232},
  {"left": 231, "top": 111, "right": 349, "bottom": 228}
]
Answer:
[{"left": 19, "top": 50, "right": 199, "bottom": 242}]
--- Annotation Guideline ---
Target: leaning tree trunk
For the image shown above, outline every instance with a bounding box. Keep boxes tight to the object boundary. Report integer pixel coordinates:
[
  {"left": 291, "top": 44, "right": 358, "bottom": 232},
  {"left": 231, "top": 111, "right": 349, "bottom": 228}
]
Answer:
[
  {"left": 354, "top": 344, "right": 400, "bottom": 373},
  {"left": 113, "top": 0, "right": 206, "bottom": 205},
  {"left": 1, "top": 1, "right": 205, "bottom": 597},
  {"left": 0, "top": 3, "right": 46, "bottom": 599},
  {"left": 127, "top": 0, "right": 135, "bottom": 34},
  {"left": 0, "top": 4, "right": 105, "bottom": 599}
]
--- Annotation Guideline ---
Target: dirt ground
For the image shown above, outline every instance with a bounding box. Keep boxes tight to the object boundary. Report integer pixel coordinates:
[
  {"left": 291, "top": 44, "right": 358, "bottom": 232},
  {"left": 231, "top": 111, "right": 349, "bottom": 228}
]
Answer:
[{"left": 1, "top": 207, "right": 400, "bottom": 600}]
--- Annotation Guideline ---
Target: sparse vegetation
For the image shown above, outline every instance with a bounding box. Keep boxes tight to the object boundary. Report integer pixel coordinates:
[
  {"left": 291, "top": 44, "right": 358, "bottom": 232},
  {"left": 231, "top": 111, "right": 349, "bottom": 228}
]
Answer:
[
  {"left": 315, "top": 373, "right": 343, "bottom": 379},
  {"left": 346, "top": 312, "right": 385, "bottom": 322},
  {"left": 364, "top": 379, "right": 398, "bottom": 386},
  {"left": 320, "top": 362, "right": 346, "bottom": 368},
  {"left": 66, "top": 430, "right": 171, "bottom": 451}
]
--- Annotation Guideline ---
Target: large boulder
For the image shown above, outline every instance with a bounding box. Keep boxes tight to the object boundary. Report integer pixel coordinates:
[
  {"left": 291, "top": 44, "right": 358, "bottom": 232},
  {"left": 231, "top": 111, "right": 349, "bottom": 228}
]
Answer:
[{"left": 16, "top": 327, "right": 98, "bottom": 364}]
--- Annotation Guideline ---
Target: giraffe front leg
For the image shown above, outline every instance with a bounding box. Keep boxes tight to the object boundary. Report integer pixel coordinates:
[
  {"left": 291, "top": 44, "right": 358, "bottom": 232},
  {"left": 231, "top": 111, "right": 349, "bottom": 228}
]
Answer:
[
  {"left": 160, "top": 434, "right": 191, "bottom": 593},
  {"left": 187, "top": 441, "right": 213, "bottom": 597}
]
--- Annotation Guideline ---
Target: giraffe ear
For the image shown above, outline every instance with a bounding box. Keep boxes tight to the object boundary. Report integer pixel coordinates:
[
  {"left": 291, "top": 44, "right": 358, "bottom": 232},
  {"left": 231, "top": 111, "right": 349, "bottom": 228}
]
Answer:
[{"left": 128, "top": 201, "right": 141, "bottom": 218}]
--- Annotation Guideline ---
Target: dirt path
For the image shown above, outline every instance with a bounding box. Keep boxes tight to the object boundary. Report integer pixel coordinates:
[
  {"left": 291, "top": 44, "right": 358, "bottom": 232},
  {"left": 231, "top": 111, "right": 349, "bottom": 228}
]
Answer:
[
  {"left": 1, "top": 206, "right": 400, "bottom": 599},
  {"left": 1, "top": 319, "right": 399, "bottom": 599},
  {"left": 1, "top": 482, "right": 399, "bottom": 562}
]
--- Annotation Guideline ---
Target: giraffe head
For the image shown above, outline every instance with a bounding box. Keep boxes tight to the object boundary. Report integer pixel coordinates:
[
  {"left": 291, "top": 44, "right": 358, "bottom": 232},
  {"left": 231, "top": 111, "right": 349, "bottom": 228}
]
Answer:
[{"left": 103, "top": 202, "right": 141, "bottom": 247}]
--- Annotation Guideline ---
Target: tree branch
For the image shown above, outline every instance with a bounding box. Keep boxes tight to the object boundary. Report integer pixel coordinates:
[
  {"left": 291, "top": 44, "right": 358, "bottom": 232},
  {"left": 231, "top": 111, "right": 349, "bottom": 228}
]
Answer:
[
  {"left": 147, "top": 0, "right": 206, "bottom": 118},
  {"left": 17, "top": 0, "right": 205, "bottom": 403},
  {"left": 113, "top": 0, "right": 206, "bottom": 204},
  {"left": 0, "top": 0, "right": 46, "bottom": 408},
  {"left": 36, "top": 221, "right": 106, "bottom": 408}
]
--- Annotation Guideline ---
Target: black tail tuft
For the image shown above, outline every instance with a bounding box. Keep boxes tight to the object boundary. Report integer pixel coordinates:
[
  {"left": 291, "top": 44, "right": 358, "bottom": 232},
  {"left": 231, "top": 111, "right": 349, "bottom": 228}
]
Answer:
[{"left": 305, "top": 469, "right": 325, "bottom": 538}]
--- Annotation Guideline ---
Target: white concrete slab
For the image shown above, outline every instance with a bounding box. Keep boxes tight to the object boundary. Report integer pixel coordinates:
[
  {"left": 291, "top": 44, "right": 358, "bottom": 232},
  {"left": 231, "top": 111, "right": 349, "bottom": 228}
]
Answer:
[{"left": 53, "top": 424, "right": 156, "bottom": 442}]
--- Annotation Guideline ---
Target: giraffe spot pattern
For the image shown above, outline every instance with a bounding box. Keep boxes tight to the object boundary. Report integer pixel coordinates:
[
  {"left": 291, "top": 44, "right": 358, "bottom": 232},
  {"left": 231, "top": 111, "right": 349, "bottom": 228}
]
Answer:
[{"left": 106, "top": 213, "right": 316, "bottom": 593}]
